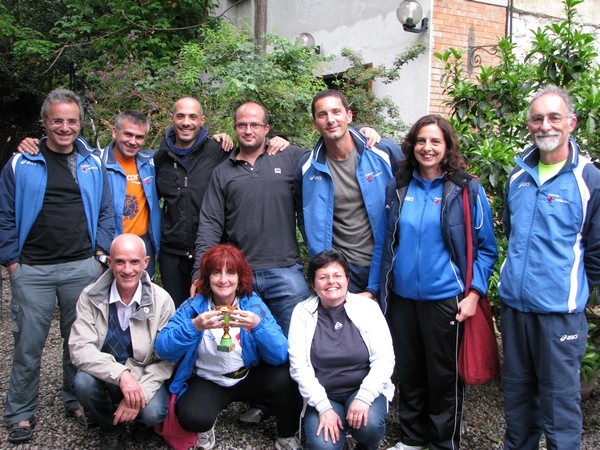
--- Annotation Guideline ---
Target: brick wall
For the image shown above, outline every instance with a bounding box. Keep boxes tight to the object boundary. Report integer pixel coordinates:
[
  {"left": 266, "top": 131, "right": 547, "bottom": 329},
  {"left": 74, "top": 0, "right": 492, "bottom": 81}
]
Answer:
[{"left": 430, "top": 0, "right": 507, "bottom": 116}]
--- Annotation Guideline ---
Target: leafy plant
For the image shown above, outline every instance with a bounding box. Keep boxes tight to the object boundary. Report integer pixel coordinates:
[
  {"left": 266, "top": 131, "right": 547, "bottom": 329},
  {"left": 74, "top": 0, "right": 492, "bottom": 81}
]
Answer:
[
  {"left": 581, "top": 321, "right": 600, "bottom": 383},
  {"left": 334, "top": 43, "right": 428, "bottom": 139},
  {"left": 435, "top": 0, "right": 600, "bottom": 308},
  {"left": 177, "top": 21, "right": 328, "bottom": 149}
]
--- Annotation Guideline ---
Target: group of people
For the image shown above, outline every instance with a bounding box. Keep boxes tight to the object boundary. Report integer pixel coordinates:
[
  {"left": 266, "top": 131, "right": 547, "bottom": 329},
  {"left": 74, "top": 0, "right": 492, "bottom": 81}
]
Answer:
[{"left": 0, "top": 83, "right": 597, "bottom": 450}]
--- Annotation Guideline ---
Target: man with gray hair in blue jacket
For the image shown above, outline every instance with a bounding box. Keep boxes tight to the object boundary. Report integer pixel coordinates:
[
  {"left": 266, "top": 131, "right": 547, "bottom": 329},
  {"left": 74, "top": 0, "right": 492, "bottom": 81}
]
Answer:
[
  {"left": 499, "top": 85, "right": 600, "bottom": 450},
  {"left": 0, "top": 89, "right": 115, "bottom": 443}
]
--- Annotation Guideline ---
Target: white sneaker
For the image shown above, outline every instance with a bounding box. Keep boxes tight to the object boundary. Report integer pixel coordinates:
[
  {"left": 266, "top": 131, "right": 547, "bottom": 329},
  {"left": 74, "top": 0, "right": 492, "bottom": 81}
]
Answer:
[
  {"left": 387, "top": 443, "right": 426, "bottom": 450},
  {"left": 275, "top": 434, "right": 302, "bottom": 450},
  {"left": 196, "top": 425, "right": 216, "bottom": 450}
]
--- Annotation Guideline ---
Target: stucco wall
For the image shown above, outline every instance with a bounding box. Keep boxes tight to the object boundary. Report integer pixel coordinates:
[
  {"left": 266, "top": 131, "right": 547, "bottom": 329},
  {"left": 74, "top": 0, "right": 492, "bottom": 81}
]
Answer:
[
  {"left": 217, "top": 0, "right": 432, "bottom": 128},
  {"left": 216, "top": 0, "right": 598, "bottom": 128}
]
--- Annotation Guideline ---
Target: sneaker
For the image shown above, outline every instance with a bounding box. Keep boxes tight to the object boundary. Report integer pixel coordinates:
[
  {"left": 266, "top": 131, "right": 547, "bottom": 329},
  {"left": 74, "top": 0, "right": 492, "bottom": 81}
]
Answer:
[
  {"left": 387, "top": 443, "right": 426, "bottom": 450},
  {"left": 239, "top": 407, "right": 267, "bottom": 424},
  {"left": 129, "top": 422, "right": 155, "bottom": 442},
  {"left": 100, "top": 431, "right": 125, "bottom": 450},
  {"left": 196, "top": 426, "right": 216, "bottom": 450},
  {"left": 275, "top": 435, "right": 302, "bottom": 450}
]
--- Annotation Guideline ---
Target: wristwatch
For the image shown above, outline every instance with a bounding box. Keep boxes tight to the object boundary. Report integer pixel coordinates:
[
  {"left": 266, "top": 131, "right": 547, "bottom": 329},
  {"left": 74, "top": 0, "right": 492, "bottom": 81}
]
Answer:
[{"left": 95, "top": 251, "right": 108, "bottom": 267}]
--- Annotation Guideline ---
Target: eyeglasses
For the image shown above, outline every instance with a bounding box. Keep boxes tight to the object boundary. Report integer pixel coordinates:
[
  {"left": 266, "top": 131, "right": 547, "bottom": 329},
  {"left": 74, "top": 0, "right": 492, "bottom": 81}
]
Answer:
[
  {"left": 234, "top": 122, "right": 265, "bottom": 131},
  {"left": 528, "top": 114, "right": 571, "bottom": 126},
  {"left": 48, "top": 118, "right": 80, "bottom": 126},
  {"left": 315, "top": 273, "right": 347, "bottom": 282}
]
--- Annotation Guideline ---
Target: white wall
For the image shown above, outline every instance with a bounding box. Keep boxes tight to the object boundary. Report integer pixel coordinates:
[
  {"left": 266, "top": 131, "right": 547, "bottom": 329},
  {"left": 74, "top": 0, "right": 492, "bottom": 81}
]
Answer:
[{"left": 217, "top": 0, "right": 432, "bottom": 127}]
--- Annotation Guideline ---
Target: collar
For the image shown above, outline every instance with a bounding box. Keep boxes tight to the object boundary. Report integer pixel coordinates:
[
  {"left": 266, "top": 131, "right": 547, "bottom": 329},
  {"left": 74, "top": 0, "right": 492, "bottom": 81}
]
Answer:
[{"left": 109, "top": 280, "right": 142, "bottom": 307}]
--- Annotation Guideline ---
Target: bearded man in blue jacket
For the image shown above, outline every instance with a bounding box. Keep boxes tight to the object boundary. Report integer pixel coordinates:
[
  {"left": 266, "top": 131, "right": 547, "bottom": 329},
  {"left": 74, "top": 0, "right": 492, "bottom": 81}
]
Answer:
[{"left": 499, "top": 85, "right": 600, "bottom": 450}]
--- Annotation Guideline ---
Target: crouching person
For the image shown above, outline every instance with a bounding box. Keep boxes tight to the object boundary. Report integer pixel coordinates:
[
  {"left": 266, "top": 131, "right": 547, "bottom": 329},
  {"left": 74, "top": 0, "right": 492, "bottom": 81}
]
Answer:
[
  {"left": 69, "top": 234, "right": 176, "bottom": 449},
  {"left": 155, "top": 244, "right": 302, "bottom": 450}
]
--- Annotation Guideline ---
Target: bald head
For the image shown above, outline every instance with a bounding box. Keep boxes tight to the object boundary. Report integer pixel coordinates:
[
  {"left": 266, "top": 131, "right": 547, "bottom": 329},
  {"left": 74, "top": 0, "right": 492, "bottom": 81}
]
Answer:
[
  {"left": 110, "top": 234, "right": 147, "bottom": 259},
  {"left": 171, "top": 97, "right": 205, "bottom": 148},
  {"left": 109, "top": 234, "right": 150, "bottom": 301}
]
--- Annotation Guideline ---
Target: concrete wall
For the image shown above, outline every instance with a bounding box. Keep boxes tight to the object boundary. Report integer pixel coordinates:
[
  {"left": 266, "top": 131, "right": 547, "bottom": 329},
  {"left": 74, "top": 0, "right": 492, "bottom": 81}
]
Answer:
[
  {"left": 217, "top": 0, "right": 432, "bottom": 127},
  {"left": 216, "top": 0, "right": 599, "bottom": 126}
]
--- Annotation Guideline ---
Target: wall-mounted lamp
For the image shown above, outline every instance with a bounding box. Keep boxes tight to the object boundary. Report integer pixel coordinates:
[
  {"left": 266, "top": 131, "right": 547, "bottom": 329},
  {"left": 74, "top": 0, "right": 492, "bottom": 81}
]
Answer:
[
  {"left": 467, "top": 25, "right": 497, "bottom": 75},
  {"left": 396, "top": 0, "right": 429, "bottom": 33},
  {"left": 295, "top": 33, "right": 321, "bottom": 54}
]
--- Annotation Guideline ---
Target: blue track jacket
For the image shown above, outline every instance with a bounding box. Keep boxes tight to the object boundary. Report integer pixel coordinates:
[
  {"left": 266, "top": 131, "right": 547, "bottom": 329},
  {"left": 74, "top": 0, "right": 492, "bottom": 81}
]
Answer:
[
  {"left": 155, "top": 292, "right": 288, "bottom": 398},
  {"left": 368, "top": 169, "right": 497, "bottom": 313},
  {"left": 499, "top": 138, "right": 600, "bottom": 313},
  {"left": 294, "top": 128, "right": 404, "bottom": 259},
  {"left": 101, "top": 143, "right": 161, "bottom": 255},
  {"left": 0, "top": 136, "right": 115, "bottom": 265}
]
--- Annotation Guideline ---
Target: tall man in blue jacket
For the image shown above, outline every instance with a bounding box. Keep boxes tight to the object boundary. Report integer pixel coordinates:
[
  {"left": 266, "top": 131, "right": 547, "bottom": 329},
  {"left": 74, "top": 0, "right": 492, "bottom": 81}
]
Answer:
[
  {"left": 0, "top": 89, "right": 115, "bottom": 443},
  {"left": 16, "top": 111, "right": 161, "bottom": 279},
  {"left": 295, "top": 90, "right": 404, "bottom": 292},
  {"left": 499, "top": 85, "right": 600, "bottom": 450},
  {"left": 102, "top": 110, "right": 160, "bottom": 279}
]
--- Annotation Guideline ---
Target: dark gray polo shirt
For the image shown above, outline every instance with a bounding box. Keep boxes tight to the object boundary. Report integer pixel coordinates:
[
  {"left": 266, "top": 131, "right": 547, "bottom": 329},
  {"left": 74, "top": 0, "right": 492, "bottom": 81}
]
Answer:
[{"left": 195, "top": 144, "right": 307, "bottom": 271}]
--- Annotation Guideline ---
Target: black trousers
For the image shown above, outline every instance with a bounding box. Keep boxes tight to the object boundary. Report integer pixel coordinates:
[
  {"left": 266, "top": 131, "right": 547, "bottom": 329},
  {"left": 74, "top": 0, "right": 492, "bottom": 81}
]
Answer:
[
  {"left": 387, "top": 293, "right": 464, "bottom": 450},
  {"left": 176, "top": 363, "right": 300, "bottom": 438},
  {"left": 158, "top": 251, "right": 194, "bottom": 308}
]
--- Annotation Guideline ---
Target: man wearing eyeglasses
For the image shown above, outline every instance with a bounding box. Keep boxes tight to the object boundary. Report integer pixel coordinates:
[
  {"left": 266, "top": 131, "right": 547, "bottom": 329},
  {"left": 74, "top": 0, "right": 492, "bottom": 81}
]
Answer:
[
  {"left": 191, "top": 102, "right": 310, "bottom": 339},
  {"left": 0, "top": 89, "right": 115, "bottom": 443},
  {"left": 499, "top": 85, "right": 600, "bottom": 450}
]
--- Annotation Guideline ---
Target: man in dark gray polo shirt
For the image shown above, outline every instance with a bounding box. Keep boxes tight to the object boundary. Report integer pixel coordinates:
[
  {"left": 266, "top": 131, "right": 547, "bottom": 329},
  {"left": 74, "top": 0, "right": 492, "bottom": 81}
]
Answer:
[{"left": 191, "top": 102, "right": 310, "bottom": 335}]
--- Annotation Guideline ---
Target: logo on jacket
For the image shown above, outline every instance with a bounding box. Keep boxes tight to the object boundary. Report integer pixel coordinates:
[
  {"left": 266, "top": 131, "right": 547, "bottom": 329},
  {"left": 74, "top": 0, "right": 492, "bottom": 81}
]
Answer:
[
  {"left": 274, "top": 168, "right": 282, "bottom": 174},
  {"left": 365, "top": 171, "right": 382, "bottom": 182},
  {"left": 334, "top": 321, "right": 343, "bottom": 331},
  {"left": 547, "top": 193, "right": 570, "bottom": 204},
  {"left": 80, "top": 164, "right": 99, "bottom": 173},
  {"left": 142, "top": 176, "right": 153, "bottom": 185},
  {"left": 309, "top": 175, "right": 323, "bottom": 181},
  {"left": 518, "top": 181, "right": 530, "bottom": 189},
  {"left": 434, "top": 197, "right": 441, "bottom": 205}
]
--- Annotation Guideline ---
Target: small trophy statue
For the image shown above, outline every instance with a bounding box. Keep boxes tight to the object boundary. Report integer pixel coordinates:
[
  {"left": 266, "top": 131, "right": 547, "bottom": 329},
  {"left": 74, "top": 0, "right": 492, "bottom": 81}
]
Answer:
[{"left": 216, "top": 305, "right": 238, "bottom": 352}]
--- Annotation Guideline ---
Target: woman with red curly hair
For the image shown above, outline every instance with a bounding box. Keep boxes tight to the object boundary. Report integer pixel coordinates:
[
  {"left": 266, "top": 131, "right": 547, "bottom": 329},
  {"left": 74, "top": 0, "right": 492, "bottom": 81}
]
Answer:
[{"left": 155, "top": 244, "right": 301, "bottom": 450}]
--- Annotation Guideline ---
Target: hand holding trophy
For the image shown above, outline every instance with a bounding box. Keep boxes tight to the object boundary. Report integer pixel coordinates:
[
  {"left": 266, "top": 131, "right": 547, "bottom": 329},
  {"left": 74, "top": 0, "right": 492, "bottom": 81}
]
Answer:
[{"left": 215, "top": 305, "right": 238, "bottom": 352}]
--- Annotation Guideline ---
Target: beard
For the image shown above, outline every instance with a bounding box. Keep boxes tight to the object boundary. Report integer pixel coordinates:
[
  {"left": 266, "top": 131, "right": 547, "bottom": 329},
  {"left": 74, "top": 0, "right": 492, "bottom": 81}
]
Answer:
[{"left": 534, "top": 133, "right": 561, "bottom": 152}]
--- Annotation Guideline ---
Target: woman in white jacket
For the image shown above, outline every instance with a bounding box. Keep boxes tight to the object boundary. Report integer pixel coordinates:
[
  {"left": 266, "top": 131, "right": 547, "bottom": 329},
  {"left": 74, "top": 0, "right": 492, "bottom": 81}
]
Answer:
[{"left": 288, "top": 250, "right": 395, "bottom": 450}]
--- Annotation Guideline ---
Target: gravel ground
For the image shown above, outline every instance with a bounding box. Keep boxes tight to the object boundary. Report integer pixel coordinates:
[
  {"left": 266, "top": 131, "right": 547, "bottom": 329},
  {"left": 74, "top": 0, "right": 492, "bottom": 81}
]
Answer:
[{"left": 0, "top": 269, "right": 598, "bottom": 449}]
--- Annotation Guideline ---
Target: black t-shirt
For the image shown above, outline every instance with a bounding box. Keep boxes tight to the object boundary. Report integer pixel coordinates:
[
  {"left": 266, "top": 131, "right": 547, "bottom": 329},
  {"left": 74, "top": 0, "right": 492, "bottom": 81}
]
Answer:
[
  {"left": 310, "top": 301, "right": 370, "bottom": 402},
  {"left": 21, "top": 144, "right": 92, "bottom": 264}
]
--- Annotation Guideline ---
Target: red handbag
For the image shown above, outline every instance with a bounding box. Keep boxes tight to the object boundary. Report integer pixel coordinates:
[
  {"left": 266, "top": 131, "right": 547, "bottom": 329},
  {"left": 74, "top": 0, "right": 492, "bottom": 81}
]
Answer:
[
  {"left": 154, "top": 393, "right": 198, "bottom": 450},
  {"left": 457, "top": 186, "right": 500, "bottom": 385}
]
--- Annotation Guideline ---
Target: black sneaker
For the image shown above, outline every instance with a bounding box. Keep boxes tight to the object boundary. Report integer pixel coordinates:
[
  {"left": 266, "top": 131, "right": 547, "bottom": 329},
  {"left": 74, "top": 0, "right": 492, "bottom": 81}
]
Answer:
[
  {"left": 239, "top": 407, "right": 267, "bottom": 424},
  {"left": 129, "top": 422, "right": 155, "bottom": 442},
  {"left": 100, "top": 431, "right": 125, "bottom": 450}
]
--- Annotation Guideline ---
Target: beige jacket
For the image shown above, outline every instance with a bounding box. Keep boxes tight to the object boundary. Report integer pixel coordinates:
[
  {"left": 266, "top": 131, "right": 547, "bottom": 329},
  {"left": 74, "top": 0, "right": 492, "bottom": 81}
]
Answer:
[{"left": 69, "top": 269, "right": 176, "bottom": 403}]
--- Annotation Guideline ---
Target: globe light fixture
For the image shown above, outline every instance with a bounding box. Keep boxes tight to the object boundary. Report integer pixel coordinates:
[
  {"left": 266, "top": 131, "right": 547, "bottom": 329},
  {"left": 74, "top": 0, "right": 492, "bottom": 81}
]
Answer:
[
  {"left": 295, "top": 32, "right": 321, "bottom": 54},
  {"left": 396, "top": 0, "right": 429, "bottom": 33}
]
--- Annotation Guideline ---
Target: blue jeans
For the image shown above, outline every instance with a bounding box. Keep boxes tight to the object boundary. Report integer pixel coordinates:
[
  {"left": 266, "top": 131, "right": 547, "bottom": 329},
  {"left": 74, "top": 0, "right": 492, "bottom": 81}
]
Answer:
[
  {"left": 253, "top": 263, "right": 310, "bottom": 336},
  {"left": 4, "top": 256, "right": 101, "bottom": 425},
  {"left": 304, "top": 392, "right": 388, "bottom": 450},
  {"left": 73, "top": 371, "right": 169, "bottom": 435}
]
